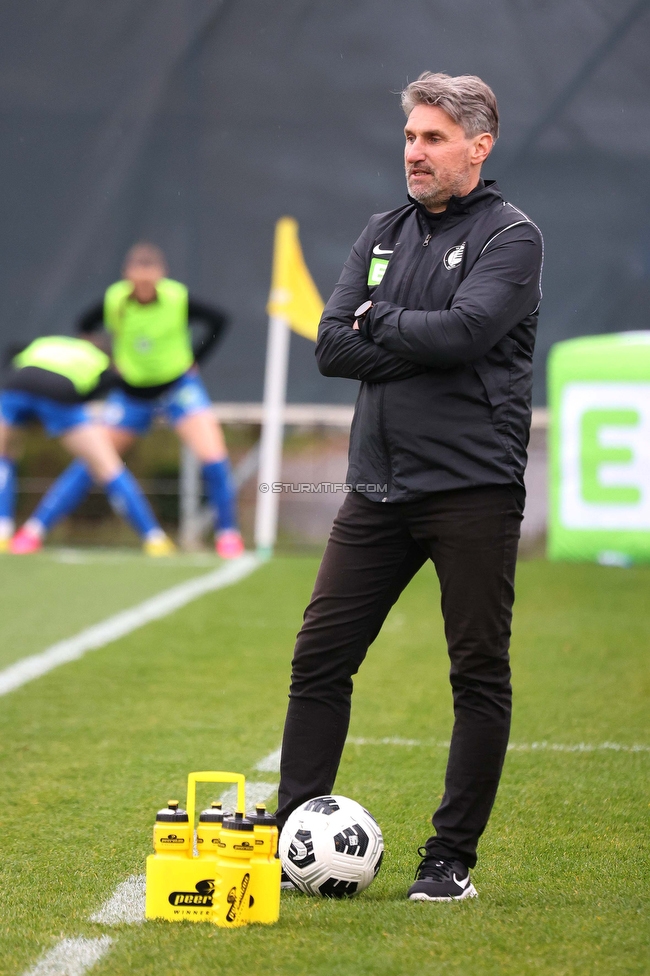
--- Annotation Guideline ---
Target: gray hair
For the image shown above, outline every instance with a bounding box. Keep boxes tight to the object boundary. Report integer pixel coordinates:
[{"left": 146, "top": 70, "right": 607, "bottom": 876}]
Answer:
[{"left": 401, "top": 72, "right": 499, "bottom": 141}]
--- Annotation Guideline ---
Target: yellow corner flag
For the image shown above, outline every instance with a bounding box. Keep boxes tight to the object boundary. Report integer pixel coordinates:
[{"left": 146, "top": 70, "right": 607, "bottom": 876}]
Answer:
[{"left": 267, "top": 217, "right": 324, "bottom": 342}]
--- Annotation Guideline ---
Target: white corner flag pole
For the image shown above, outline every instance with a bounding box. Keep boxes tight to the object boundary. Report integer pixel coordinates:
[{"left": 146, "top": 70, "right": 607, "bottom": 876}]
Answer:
[{"left": 255, "top": 314, "right": 291, "bottom": 556}]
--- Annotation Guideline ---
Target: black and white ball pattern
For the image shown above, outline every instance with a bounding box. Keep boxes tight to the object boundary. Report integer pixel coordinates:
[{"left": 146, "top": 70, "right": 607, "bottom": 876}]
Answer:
[{"left": 279, "top": 795, "right": 384, "bottom": 897}]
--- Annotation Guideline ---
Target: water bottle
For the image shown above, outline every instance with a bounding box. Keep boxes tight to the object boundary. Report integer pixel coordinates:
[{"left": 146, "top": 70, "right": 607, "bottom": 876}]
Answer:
[
  {"left": 247, "top": 804, "right": 281, "bottom": 924},
  {"left": 146, "top": 800, "right": 204, "bottom": 921},
  {"left": 196, "top": 802, "right": 230, "bottom": 856},
  {"left": 152, "top": 801, "right": 191, "bottom": 856},
  {"left": 212, "top": 812, "right": 255, "bottom": 927}
]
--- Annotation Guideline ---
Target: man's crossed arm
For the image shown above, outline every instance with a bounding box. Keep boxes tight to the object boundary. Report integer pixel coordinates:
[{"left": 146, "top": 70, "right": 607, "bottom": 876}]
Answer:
[{"left": 315, "top": 223, "right": 542, "bottom": 381}]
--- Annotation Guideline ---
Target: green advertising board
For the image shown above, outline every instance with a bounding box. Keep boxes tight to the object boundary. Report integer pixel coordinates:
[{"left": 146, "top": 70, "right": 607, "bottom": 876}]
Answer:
[{"left": 548, "top": 331, "right": 650, "bottom": 565}]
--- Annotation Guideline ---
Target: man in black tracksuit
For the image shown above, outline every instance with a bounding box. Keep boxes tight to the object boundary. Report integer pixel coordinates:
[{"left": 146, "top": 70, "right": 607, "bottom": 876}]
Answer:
[{"left": 277, "top": 72, "right": 544, "bottom": 901}]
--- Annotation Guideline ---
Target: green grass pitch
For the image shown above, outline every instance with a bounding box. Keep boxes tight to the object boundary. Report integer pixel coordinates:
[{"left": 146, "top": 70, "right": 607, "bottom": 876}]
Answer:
[{"left": 0, "top": 553, "right": 648, "bottom": 975}]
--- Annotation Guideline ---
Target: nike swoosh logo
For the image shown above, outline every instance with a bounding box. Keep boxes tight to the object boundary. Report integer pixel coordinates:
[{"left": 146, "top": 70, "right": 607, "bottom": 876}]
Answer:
[
  {"left": 373, "top": 244, "right": 393, "bottom": 255},
  {"left": 453, "top": 874, "right": 471, "bottom": 889}
]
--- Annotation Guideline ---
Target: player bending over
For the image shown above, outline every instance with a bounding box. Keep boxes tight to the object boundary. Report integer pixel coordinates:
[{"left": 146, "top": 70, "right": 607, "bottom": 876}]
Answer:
[
  {"left": 0, "top": 336, "right": 174, "bottom": 555},
  {"left": 13, "top": 243, "right": 244, "bottom": 558}
]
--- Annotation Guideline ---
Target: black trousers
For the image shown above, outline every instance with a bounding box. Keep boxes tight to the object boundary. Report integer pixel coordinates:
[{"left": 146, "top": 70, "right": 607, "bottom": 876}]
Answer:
[{"left": 276, "top": 485, "right": 523, "bottom": 869}]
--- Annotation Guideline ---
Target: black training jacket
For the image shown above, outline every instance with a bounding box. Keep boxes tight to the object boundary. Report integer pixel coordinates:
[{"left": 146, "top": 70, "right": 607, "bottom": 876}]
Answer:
[{"left": 316, "top": 180, "right": 544, "bottom": 501}]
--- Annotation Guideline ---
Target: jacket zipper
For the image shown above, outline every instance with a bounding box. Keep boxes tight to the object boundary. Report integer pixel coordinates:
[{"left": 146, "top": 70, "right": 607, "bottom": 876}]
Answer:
[
  {"left": 382, "top": 230, "right": 433, "bottom": 498},
  {"left": 397, "top": 231, "right": 432, "bottom": 306},
  {"left": 379, "top": 385, "right": 391, "bottom": 498}
]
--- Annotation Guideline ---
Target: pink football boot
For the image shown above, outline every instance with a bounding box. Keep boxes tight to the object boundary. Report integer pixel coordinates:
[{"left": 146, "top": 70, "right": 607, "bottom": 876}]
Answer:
[
  {"left": 216, "top": 529, "right": 245, "bottom": 559},
  {"left": 10, "top": 526, "right": 43, "bottom": 554}
]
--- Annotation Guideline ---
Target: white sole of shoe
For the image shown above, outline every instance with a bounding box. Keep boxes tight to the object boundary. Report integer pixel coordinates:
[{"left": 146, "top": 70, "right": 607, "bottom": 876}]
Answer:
[{"left": 409, "top": 883, "right": 478, "bottom": 902}]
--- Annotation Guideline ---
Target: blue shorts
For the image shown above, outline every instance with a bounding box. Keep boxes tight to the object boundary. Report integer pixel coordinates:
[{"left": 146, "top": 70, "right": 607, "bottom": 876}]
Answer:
[
  {"left": 0, "top": 390, "right": 90, "bottom": 437},
  {"left": 103, "top": 371, "right": 212, "bottom": 434}
]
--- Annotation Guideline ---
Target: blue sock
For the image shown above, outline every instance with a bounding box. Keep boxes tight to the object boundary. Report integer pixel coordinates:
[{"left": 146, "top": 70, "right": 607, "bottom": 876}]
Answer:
[
  {"left": 203, "top": 459, "right": 237, "bottom": 532},
  {"left": 31, "top": 459, "right": 93, "bottom": 531},
  {"left": 106, "top": 468, "right": 159, "bottom": 538},
  {"left": 0, "top": 457, "right": 16, "bottom": 523}
]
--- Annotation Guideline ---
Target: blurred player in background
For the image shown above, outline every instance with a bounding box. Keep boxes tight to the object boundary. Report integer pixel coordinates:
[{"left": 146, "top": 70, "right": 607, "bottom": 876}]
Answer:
[
  {"left": 0, "top": 336, "right": 174, "bottom": 554},
  {"left": 14, "top": 243, "right": 244, "bottom": 558}
]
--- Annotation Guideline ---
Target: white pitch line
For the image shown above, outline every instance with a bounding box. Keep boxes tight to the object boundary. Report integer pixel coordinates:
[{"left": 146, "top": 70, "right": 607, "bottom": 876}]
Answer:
[
  {"left": 0, "top": 553, "right": 261, "bottom": 698},
  {"left": 23, "top": 937, "right": 113, "bottom": 976},
  {"left": 349, "top": 736, "right": 429, "bottom": 747},
  {"left": 221, "top": 780, "right": 278, "bottom": 812},
  {"left": 255, "top": 746, "right": 281, "bottom": 773},
  {"left": 507, "top": 740, "right": 650, "bottom": 753},
  {"left": 48, "top": 548, "right": 230, "bottom": 568},
  {"left": 348, "top": 736, "right": 650, "bottom": 753},
  {"left": 89, "top": 875, "right": 146, "bottom": 926}
]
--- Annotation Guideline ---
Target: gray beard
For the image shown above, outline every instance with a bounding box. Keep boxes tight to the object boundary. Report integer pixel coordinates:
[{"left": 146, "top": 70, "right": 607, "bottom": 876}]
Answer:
[{"left": 406, "top": 171, "right": 469, "bottom": 210}]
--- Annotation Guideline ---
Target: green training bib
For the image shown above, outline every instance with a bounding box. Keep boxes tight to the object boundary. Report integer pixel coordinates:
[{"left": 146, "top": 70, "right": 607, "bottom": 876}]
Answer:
[
  {"left": 14, "top": 336, "right": 110, "bottom": 396},
  {"left": 103, "top": 278, "right": 193, "bottom": 387}
]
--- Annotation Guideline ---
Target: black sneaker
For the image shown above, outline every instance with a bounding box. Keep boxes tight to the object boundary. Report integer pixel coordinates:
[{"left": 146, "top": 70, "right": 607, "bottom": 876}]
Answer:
[
  {"left": 281, "top": 869, "right": 299, "bottom": 891},
  {"left": 407, "top": 848, "right": 478, "bottom": 901}
]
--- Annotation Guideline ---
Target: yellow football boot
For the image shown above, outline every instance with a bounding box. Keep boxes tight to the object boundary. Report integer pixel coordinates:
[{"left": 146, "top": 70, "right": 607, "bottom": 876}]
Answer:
[{"left": 143, "top": 534, "right": 177, "bottom": 557}]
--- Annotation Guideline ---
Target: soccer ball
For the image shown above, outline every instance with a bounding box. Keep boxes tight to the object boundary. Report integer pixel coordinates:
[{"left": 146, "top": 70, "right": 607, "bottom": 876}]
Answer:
[{"left": 279, "top": 795, "right": 384, "bottom": 897}]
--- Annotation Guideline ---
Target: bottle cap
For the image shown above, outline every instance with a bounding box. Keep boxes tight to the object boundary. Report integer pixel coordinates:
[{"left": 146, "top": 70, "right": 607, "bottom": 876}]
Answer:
[
  {"left": 222, "top": 810, "right": 254, "bottom": 832},
  {"left": 199, "top": 802, "right": 230, "bottom": 823},
  {"left": 156, "top": 801, "right": 189, "bottom": 823},
  {"left": 248, "top": 803, "right": 277, "bottom": 826}
]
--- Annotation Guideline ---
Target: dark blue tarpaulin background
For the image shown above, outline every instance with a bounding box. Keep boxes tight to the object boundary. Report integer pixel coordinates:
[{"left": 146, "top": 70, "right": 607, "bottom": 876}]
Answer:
[{"left": 1, "top": 0, "right": 649, "bottom": 404}]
